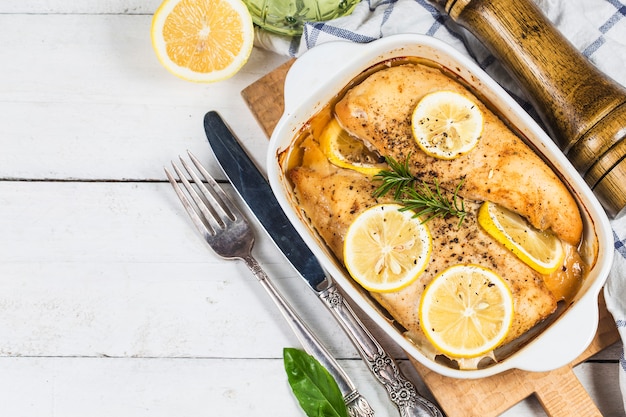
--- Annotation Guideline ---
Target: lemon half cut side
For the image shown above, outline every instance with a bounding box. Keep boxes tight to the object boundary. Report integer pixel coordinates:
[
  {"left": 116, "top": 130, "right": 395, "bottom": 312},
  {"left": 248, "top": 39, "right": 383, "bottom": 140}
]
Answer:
[
  {"left": 343, "top": 204, "right": 432, "bottom": 293},
  {"left": 151, "top": 0, "right": 254, "bottom": 83},
  {"left": 411, "top": 90, "right": 483, "bottom": 160},
  {"left": 477, "top": 201, "right": 565, "bottom": 275},
  {"left": 419, "top": 264, "right": 514, "bottom": 359}
]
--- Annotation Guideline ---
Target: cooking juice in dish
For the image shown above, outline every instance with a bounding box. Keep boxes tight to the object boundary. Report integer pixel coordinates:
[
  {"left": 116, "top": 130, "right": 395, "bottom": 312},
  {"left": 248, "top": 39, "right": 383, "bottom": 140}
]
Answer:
[{"left": 281, "top": 56, "right": 589, "bottom": 370}]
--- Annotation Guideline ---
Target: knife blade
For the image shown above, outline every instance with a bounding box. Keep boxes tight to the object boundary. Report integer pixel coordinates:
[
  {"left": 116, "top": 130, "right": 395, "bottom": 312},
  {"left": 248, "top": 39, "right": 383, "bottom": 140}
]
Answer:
[
  {"left": 204, "top": 110, "right": 443, "bottom": 417},
  {"left": 201, "top": 114, "right": 326, "bottom": 291}
]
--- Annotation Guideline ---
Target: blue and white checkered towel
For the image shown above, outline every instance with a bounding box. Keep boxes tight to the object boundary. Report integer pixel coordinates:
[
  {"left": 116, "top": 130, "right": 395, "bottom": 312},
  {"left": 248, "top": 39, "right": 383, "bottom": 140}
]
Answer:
[{"left": 255, "top": 0, "right": 626, "bottom": 411}]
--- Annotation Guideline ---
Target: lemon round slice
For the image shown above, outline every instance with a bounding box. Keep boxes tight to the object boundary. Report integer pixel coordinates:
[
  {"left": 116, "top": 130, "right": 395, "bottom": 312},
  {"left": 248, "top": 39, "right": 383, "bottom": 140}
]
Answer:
[
  {"left": 411, "top": 91, "right": 483, "bottom": 159},
  {"left": 420, "top": 264, "right": 514, "bottom": 358},
  {"left": 477, "top": 201, "right": 565, "bottom": 275},
  {"left": 151, "top": 0, "right": 254, "bottom": 83},
  {"left": 343, "top": 204, "right": 432, "bottom": 293},
  {"left": 319, "top": 118, "right": 387, "bottom": 176}
]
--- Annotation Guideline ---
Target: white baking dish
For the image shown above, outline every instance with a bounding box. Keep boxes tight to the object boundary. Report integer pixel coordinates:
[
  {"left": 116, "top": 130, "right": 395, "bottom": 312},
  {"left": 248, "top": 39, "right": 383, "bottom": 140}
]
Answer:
[{"left": 266, "top": 34, "right": 614, "bottom": 378}]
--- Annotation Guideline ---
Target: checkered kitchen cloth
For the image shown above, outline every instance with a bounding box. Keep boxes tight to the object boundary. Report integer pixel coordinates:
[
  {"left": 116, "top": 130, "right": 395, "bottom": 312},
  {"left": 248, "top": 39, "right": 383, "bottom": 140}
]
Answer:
[{"left": 255, "top": 0, "right": 626, "bottom": 412}]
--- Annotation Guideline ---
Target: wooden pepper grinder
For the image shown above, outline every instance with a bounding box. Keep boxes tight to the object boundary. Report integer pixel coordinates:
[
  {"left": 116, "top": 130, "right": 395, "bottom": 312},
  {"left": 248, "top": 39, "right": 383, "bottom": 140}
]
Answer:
[{"left": 432, "top": 0, "right": 626, "bottom": 218}]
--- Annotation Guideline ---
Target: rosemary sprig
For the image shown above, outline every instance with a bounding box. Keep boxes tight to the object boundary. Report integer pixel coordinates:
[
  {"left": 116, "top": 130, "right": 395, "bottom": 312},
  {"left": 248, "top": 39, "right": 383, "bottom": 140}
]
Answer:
[
  {"left": 372, "top": 153, "right": 416, "bottom": 200},
  {"left": 373, "top": 154, "right": 468, "bottom": 226}
]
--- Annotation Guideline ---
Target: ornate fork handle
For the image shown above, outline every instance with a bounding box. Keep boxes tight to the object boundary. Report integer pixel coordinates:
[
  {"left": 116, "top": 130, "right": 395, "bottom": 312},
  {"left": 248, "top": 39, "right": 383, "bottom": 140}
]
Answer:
[
  {"left": 243, "top": 255, "right": 375, "bottom": 417},
  {"left": 320, "top": 283, "right": 443, "bottom": 417}
]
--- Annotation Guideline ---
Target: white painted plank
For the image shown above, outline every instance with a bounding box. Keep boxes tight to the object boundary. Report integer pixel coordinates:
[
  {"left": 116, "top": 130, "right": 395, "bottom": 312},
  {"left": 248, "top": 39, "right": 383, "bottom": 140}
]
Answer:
[
  {"left": 0, "top": 14, "right": 287, "bottom": 180},
  {"left": 0, "top": 180, "right": 361, "bottom": 358},
  {"left": 0, "top": 1, "right": 161, "bottom": 14},
  {"left": 0, "top": 180, "right": 415, "bottom": 360},
  {"left": 0, "top": 356, "right": 620, "bottom": 417},
  {"left": 574, "top": 362, "right": 625, "bottom": 417},
  {"left": 0, "top": 356, "right": 437, "bottom": 417},
  {"left": 4, "top": 179, "right": 613, "bottom": 360}
]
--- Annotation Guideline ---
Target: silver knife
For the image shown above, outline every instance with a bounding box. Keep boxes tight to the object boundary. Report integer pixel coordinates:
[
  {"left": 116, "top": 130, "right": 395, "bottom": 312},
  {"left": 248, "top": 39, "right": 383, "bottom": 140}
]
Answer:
[{"left": 204, "top": 110, "right": 443, "bottom": 417}]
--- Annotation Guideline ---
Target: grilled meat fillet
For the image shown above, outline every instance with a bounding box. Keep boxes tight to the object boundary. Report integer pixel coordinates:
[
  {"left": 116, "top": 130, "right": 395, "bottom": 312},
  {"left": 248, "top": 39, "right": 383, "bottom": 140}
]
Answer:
[
  {"left": 289, "top": 137, "right": 557, "bottom": 347},
  {"left": 334, "top": 64, "right": 583, "bottom": 246}
]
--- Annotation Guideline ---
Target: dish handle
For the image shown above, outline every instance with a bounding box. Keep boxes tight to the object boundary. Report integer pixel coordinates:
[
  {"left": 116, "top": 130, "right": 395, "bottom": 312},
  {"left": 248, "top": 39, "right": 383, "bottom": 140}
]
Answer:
[
  {"left": 511, "top": 293, "right": 600, "bottom": 372},
  {"left": 283, "top": 41, "right": 363, "bottom": 112}
]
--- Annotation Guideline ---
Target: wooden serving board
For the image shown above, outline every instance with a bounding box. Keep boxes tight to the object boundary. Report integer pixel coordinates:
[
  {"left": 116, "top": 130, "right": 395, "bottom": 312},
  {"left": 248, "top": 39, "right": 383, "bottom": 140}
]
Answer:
[{"left": 241, "top": 59, "right": 621, "bottom": 417}]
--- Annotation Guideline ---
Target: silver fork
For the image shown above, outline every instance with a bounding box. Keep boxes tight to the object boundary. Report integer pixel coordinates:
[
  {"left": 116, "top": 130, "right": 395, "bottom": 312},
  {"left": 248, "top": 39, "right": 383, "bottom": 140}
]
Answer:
[{"left": 165, "top": 153, "right": 375, "bottom": 417}]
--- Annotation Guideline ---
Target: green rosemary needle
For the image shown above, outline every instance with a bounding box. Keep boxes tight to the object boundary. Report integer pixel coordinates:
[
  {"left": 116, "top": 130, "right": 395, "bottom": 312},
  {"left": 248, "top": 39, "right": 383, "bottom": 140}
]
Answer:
[{"left": 373, "top": 154, "right": 468, "bottom": 226}]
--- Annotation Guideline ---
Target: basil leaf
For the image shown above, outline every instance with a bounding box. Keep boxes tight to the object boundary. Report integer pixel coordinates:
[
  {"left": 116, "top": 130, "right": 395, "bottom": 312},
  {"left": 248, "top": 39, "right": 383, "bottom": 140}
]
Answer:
[{"left": 283, "top": 347, "right": 348, "bottom": 417}]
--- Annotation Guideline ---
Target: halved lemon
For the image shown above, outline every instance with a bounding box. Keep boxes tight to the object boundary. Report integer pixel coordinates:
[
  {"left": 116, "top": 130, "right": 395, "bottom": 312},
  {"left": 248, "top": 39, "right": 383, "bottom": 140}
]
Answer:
[
  {"left": 319, "top": 118, "right": 387, "bottom": 176},
  {"left": 477, "top": 201, "right": 565, "bottom": 275},
  {"left": 419, "top": 264, "right": 514, "bottom": 358},
  {"left": 343, "top": 204, "right": 432, "bottom": 293},
  {"left": 411, "top": 91, "right": 483, "bottom": 159},
  {"left": 151, "top": 0, "right": 254, "bottom": 83}
]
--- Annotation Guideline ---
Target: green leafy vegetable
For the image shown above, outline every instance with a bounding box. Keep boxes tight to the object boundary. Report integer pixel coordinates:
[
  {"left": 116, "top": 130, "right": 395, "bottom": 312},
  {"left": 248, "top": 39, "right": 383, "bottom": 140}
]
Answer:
[
  {"left": 373, "top": 154, "right": 467, "bottom": 226},
  {"left": 283, "top": 348, "right": 348, "bottom": 417}
]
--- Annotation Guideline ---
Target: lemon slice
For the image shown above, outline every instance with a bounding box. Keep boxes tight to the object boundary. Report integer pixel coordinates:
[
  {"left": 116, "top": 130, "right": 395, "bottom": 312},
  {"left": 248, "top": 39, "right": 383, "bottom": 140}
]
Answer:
[
  {"left": 419, "top": 264, "right": 514, "bottom": 358},
  {"left": 343, "top": 204, "right": 432, "bottom": 293},
  {"left": 151, "top": 0, "right": 254, "bottom": 83},
  {"left": 411, "top": 91, "right": 483, "bottom": 159},
  {"left": 319, "top": 118, "right": 387, "bottom": 176},
  {"left": 477, "top": 201, "right": 565, "bottom": 275}
]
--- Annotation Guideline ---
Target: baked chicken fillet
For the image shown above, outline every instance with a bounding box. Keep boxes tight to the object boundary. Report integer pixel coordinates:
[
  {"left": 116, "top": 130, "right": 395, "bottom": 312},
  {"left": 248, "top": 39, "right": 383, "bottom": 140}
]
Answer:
[
  {"left": 334, "top": 64, "right": 583, "bottom": 246},
  {"left": 290, "top": 139, "right": 557, "bottom": 350}
]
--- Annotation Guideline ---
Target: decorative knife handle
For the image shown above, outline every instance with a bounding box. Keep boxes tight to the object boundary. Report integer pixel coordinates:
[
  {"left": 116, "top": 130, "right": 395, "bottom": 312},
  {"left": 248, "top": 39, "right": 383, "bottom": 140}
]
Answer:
[{"left": 319, "top": 283, "right": 443, "bottom": 417}]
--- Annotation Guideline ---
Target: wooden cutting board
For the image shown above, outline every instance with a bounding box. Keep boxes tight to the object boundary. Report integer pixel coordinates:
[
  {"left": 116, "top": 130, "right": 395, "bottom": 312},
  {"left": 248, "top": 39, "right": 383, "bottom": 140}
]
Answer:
[{"left": 241, "top": 59, "right": 621, "bottom": 417}]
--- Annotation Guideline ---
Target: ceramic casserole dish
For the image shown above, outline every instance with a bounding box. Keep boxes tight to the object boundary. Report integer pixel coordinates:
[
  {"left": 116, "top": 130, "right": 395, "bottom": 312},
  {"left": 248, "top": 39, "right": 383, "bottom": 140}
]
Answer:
[{"left": 266, "top": 34, "right": 614, "bottom": 378}]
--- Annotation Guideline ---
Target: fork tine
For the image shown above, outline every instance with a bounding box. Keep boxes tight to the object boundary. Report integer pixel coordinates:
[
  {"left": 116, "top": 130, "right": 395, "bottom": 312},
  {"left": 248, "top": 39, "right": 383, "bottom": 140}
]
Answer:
[
  {"left": 187, "top": 151, "right": 242, "bottom": 221},
  {"left": 178, "top": 155, "right": 232, "bottom": 224},
  {"left": 164, "top": 166, "right": 214, "bottom": 238},
  {"left": 171, "top": 161, "right": 225, "bottom": 234}
]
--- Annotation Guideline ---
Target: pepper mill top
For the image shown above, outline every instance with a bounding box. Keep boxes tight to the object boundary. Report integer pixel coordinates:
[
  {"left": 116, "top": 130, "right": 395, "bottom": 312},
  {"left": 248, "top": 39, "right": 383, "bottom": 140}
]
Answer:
[{"left": 434, "top": 0, "right": 626, "bottom": 218}]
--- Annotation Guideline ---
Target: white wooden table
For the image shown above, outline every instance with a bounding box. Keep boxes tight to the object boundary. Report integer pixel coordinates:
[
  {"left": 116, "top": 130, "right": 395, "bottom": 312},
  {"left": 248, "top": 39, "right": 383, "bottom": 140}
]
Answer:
[{"left": 1, "top": 2, "right": 624, "bottom": 416}]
